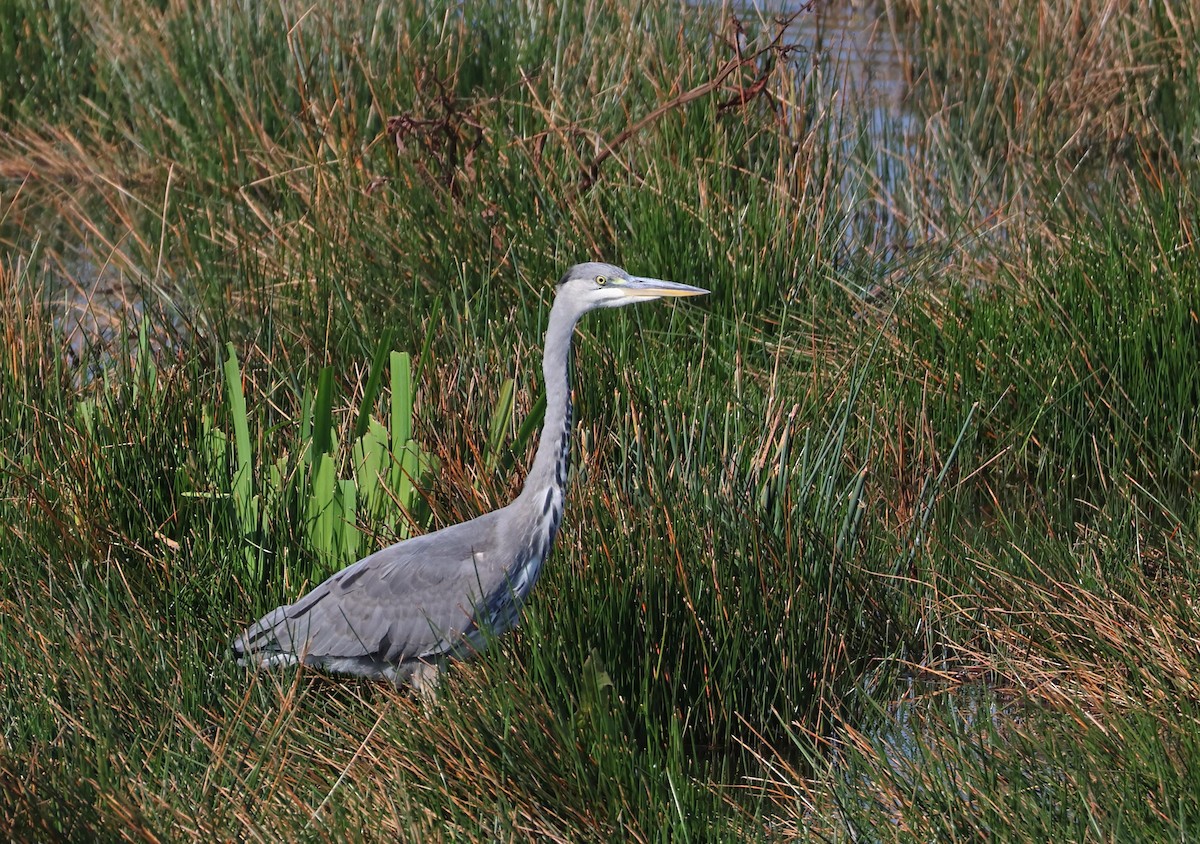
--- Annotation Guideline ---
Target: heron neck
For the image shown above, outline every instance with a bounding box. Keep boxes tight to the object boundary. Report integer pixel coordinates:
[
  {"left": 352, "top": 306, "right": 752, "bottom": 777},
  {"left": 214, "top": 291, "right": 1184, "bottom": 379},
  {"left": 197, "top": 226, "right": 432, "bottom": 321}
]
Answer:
[{"left": 519, "top": 298, "right": 581, "bottom": 504}]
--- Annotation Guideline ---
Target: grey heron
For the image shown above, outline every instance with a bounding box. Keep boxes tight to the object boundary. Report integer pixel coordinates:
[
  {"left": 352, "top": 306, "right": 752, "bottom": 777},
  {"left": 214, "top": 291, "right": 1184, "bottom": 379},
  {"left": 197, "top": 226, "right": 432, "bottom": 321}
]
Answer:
[{"left": 231, "top": 262, "right": 708, "bottom": 690}]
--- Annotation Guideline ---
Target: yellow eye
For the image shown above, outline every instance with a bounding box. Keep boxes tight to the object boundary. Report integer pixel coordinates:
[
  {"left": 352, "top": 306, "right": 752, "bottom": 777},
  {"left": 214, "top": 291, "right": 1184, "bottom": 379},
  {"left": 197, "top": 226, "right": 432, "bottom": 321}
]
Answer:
[{"left": 595, "top": 275, "right": 608, "bottom": 286}]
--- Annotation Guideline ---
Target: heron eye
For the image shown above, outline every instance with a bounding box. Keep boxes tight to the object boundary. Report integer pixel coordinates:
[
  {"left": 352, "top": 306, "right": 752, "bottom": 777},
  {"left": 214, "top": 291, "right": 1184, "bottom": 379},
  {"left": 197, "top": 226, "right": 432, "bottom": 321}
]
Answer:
[{"left": 595, "top": 275, "right": 608, "bottom": 286}]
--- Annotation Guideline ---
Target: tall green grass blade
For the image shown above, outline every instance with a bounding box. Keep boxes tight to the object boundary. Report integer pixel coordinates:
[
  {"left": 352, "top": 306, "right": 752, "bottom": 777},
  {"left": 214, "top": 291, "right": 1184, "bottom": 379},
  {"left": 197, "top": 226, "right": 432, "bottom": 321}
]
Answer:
[
  {"left": 199, "top": 408, "right": 226, "bottom": 475},
  {"left": 222, "top": 343, "right": 252, "bottom": 485},
  {"left": 311, "top": 365, "right": 335, "bottom": 477},
  {"left": 498, "top": 389, "right": 546, "bottom": 477},
  {"left": 353, "top": 418, "right": 389, "bottom": 518},
  {"left": 394, "top": 439, "right": 421, "bottom": 539},
  {"left": 300, "top": 382, "right": 314, "bottom": 476},
  {"left": 485, "top": 377, "right": 515, "bottom": 472},
  {"left": 265, "top": 455, "right": 286, "bottom": 538},
  {"left": 223, "top": 342, "right": 260, "bottom": 579},
  {"left": 413, "top": 296, "right": 441, "bottom": 381},
  {"left": 390, "top": 351, "right": 411, "bottom": 451},
  {"left": 387, "top": 351, "right": 416, "bottom": 517},
  {"left": 308, "top": 445, "right": 336, "bottom": 574},
  {"left": 76, "top": 398, "right": 96, "bottom": 440},
  {"left": 338, "top": 479, "right": 358, "bottom": 561},
  {"left": 353, "top": 328, "right": 394, "bottom": 441}
]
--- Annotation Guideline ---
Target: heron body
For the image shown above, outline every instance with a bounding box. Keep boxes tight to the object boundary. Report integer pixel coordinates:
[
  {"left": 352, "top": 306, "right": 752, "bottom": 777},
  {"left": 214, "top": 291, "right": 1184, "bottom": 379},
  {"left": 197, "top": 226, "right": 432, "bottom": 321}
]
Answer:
[{"left": 231, "top": 262, "right": 707, "bottom": 688}]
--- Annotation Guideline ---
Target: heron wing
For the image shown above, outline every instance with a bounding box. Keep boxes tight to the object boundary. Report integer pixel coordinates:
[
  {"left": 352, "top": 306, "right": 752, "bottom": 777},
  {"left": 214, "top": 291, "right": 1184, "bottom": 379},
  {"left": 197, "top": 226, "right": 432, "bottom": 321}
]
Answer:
[{"left": 235, "top": 511, "right": 508, "bottom": 667}]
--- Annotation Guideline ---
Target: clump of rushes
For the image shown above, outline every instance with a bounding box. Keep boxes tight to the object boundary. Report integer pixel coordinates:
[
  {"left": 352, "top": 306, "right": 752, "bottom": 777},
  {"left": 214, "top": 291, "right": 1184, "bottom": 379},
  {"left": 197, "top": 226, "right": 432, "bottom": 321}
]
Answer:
[{"left": 196, "top": 341, "right": 435, "bottom": 586}]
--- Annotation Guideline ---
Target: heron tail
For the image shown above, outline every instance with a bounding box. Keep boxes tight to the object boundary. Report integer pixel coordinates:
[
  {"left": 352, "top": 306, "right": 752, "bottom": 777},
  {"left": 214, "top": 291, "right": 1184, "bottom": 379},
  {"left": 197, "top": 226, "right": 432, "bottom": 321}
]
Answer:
[{"left": 231, "top": 605, "right": 292, "bottom": 666}]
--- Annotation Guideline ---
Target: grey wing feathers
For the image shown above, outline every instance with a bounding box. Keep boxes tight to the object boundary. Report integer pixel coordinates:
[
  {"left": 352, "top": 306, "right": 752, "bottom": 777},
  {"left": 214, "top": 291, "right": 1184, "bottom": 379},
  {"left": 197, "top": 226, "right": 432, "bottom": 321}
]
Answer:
[{"left": 233, "top": 512, "right": 508, "bottom": 671}]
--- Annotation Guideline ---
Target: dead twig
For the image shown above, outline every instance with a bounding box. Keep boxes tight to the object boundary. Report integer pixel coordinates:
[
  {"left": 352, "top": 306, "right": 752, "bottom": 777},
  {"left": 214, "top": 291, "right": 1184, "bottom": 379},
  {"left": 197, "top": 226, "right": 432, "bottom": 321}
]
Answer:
[{"left": 577, "top": 15, "right": 805, "bottom": 194}]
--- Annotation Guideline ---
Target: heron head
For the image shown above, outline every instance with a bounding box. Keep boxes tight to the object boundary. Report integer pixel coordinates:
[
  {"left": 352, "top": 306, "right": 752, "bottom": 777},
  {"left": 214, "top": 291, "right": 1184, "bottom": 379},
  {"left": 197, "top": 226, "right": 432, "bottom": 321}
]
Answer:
[{"left": 555, "top": 262, "right": 708, "bottom": 312}]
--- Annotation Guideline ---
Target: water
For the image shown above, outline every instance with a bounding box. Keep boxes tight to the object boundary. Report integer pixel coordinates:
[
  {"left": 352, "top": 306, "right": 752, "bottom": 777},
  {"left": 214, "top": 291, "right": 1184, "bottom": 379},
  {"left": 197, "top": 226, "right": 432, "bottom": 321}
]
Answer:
[
  {"left": 26, "top": 243, "right": 190, "bottom": 383},
  {"left": 18, "top": 1, "right": 919, "bottom": 364},
  {"left": 744, "top": 0, "right": 908, "bottom": 106}
]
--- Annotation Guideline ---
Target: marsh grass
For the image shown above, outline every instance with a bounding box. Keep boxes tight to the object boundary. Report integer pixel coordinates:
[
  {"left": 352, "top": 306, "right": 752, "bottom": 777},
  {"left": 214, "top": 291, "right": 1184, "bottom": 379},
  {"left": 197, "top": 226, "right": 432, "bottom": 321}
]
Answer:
[{"left": 3, "top": 0, "right": 1200, "bottom": 839}]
